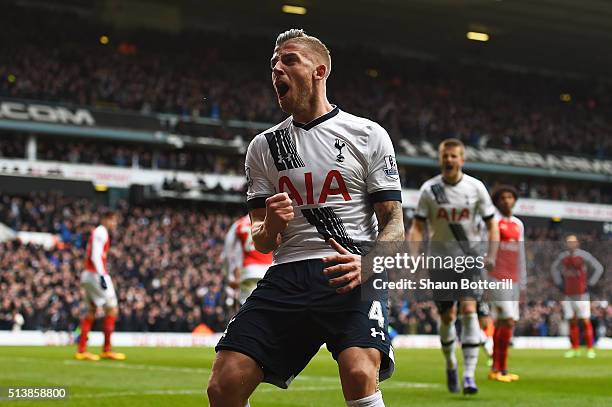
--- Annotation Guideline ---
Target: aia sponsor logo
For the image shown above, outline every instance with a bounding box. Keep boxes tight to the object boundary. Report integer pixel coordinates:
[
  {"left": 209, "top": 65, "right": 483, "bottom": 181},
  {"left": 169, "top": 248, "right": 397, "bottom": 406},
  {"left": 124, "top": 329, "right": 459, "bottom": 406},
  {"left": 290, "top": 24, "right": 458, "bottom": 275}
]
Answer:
[
  {"left": 279, "top": 170, "right": 351, "bottom": 206},
  {"left": 436, "top": 207, "right": 470, "bottom": 222}
]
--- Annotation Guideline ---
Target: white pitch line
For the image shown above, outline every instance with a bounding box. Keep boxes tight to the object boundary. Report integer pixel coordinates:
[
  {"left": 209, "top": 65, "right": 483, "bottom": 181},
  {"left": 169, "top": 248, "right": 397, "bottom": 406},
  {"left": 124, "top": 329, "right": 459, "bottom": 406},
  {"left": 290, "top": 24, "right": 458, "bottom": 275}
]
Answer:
[
  {"left": 7, "top": 356, "right": 438, "bottom": 390},
  {"left": 71, "top": 382, "right": 437, "bottom": 400},
  {"left": 63, "top": 359, "right": 210, "bottom": 374},
  {"left": 72, "top": 389, "right": 203, "bottom": 398}
]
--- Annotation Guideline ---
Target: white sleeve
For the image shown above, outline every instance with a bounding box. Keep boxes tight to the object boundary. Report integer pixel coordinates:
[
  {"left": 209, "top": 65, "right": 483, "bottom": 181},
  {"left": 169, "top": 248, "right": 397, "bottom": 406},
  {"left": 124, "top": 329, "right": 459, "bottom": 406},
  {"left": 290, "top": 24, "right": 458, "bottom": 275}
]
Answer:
[
  {"left": 550, "top": 252, "right": 565, "bottom": 286},
  {"left": 414, "top": 185, "right": 431, "bottom": 220},
  {"left": 582, "top": 251, "right": 604, "bottom": 286},
  {"left": 90, "top": 227, "right": 107, "bottom": 276},
  {"left": 223, "top": 222, "right": 243, "bottom": 278},
  {"left": 245, "top": 136, "right": 276, "bottom": 210},
  {"left": 476, "top": 181, "right": 495, "bottom": 220},
  {"left": 518, "top": 218, "right": 527, "bottom": 289},
  {"left": 365, "top": 123, "right": 402, "bottom": 203}
]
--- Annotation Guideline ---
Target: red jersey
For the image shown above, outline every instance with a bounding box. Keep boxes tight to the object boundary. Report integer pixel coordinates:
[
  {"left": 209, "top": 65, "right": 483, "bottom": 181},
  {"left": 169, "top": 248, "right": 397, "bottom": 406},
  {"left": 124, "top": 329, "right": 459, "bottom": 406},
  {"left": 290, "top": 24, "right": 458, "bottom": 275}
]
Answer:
[
  {"left": 85, "top": 225, "right": 110, "bottom": 275},
  {"left": 490, "top": 213, "right": 525, "bottom": 283},
  {"left": 551, "top": 249, "right": 603, "bottom": 296},
  {"left": 234, "top": 216, "right": 273, "bottom": 267}
]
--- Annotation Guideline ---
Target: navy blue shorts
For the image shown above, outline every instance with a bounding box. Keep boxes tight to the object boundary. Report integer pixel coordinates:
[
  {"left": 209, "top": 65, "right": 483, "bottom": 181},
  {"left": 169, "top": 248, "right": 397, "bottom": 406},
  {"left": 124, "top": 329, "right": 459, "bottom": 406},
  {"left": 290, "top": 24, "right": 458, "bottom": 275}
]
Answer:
[{"left": 215, "top": 259, "right": 394, "bottom": 389}]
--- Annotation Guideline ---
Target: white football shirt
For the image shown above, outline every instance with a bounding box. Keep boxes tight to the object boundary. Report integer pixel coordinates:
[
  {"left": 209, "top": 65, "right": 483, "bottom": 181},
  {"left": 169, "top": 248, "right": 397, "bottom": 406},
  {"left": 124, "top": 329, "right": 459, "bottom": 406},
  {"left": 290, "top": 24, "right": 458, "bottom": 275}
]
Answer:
[
  {"left": 246, "top": 106, "right": 402, "bottom": 265},
  {"left": 414, "top": 174, "right": 495, "bottom": 251}
]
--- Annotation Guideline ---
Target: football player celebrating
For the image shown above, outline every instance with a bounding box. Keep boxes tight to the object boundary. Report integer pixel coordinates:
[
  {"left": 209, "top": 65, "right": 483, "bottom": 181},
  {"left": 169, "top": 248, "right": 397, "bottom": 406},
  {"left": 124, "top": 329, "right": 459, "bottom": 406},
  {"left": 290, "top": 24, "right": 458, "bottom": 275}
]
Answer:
[
  {"left": 207, "top": 29, "right": 404, "bottom": 407},
  {"left": 408, "top": 139, "right": 499, "bottom": 395}
]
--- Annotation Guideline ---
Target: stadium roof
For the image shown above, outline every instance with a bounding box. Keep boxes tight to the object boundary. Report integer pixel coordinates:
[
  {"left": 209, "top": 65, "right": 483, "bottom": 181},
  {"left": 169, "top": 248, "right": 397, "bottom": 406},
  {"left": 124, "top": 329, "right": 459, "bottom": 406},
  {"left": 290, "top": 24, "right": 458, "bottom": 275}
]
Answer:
[
  {"left": 179, "top": 0, "right": 612, "bottom": 78},
  {"left": 27, "top": 0, "right": 612, "bottom": 78}
]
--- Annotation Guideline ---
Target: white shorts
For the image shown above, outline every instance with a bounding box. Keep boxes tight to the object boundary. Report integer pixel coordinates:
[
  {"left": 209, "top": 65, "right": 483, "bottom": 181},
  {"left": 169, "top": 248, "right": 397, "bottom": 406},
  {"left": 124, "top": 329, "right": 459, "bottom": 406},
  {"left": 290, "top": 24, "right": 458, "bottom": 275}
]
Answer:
[
  {"left": 492, "top": 301, "right": 520, "bottom": 321},
  {"left": 562, "top": 294, "right": 591, "bottom": 319},
  {"left": 239, "top": 278, "right": 260, "bottom": 305},
  {"left": 490, "top": 278, "right": 520, "bottom": 321},
  {"left": 238, "top": 264, "right": 269, "bottom": 305},
  {"left": 242, "top": 264, "right": 269, "bottom": 281},
  {"left": 80, "top": 272, "right": 118, "bottom": 310}
]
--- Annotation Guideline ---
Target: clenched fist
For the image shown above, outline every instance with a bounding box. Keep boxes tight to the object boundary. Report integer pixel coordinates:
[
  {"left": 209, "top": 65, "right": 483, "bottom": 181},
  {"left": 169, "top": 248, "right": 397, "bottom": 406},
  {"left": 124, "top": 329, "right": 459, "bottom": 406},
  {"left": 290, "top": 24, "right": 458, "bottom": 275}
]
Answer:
[{"left": 265, "top": 192, "right": 294, "bottom": 235}]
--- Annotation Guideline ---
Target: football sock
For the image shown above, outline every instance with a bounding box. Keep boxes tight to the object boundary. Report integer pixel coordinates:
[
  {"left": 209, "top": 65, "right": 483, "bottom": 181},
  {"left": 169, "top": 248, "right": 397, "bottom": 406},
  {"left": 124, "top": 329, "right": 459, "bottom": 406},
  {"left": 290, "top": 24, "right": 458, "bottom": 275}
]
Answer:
[
  {"left": 78, "top": 315, "right": 94, "bottom": 353},
  {"left": 482, "top": 329, "right": 494, "bottom": 357},
  {"left": 569, "top": 320, "right": 580, "bottom": 349},
  {"left": 103, "top": 315, "right": 117, "bottom": 353},
  {"left": 583, "top": 319, "right": 594, "bottom": 349},
  {"left": 496, "top": 325, "right": 513, "bottom": 373},
  {"left": 461, "top": 313, "right": 480, "bottom": 378},
  {"left": 439, "top": 320, "right": 458, "bottom": 369},
  {"left": 345, "top": 390, "right": 385, "bottom": 407},
  {"left": 492, "top": 326, "right": 501, "bottom": 371}
]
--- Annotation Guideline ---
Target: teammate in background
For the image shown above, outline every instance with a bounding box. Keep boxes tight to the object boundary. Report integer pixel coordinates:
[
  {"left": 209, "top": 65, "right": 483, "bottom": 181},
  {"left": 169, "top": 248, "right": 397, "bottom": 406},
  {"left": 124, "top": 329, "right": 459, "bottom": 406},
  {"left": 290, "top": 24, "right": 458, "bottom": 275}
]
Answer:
[
  {"left": 487, "top": 185, "right": 526, "bottom": 382},
  {"left": 551, "top": 235, "right": 603, "bottom": 359},
  {"left": 207, "top": 29, "right": 404, "bottom": 407},
  {"left": 408, "top": 138, "right": 499, "bottom": 395},
  {"left": 75, "top": 210, "right": 126, "bottom": 361},
  {"left": 223, "top": 215, "right": 273, "bottom": 305}
]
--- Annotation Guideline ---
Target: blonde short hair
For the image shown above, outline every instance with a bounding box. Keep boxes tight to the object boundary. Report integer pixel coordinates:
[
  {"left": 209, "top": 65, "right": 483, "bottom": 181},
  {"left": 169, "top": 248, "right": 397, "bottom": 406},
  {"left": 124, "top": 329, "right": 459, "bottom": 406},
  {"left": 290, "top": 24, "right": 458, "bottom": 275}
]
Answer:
[
  {"left": 275, "top": 29, "right": 331, "bottom": 77},
  {"left": 438, "top": 138, "right": 465, "bottom": 156}
]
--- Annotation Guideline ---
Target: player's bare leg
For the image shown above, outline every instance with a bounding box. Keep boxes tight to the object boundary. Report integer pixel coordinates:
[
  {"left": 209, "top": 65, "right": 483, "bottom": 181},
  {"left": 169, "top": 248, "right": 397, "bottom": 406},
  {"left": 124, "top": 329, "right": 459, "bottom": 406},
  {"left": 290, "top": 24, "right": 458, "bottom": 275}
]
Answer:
[
  {"left": 338, "top": 347, "right": 385, "bottom": 406},
  {"left": 75, "top": 304, "right": 99, "bottom": 361},
  {"left": 100, "top": 306, "right": 126, "bottom": 360},
  {"left": 459, "top": 299, "right": 480, "bottom": 395},
  {"left": 207, "top": 350, "right": 263, "bottom": 407},
  {"left": 439, "top": 303, "right": 459, "bottom": 393}
]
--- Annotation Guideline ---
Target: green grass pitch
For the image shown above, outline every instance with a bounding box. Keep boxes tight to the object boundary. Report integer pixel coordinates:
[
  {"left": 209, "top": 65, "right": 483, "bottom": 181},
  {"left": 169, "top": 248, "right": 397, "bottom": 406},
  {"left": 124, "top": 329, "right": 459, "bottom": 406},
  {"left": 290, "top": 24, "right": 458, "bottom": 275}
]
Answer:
[{"left": 1, "top": 346, "right": 611, "bottom": 406}]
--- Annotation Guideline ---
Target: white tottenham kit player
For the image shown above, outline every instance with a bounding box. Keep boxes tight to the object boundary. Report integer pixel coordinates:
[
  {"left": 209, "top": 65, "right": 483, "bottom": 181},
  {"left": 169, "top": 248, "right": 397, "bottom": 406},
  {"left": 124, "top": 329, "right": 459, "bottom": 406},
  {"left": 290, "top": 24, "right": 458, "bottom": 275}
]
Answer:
[
  {"left": 551, "top": 235, "right": 603, "bottom": 359},
  {"left": 75, "top": 210, "right": 126, "bottom": 361},
  {"left": 487, "top": 185, "right": 525, "bottom": 383},
  {"left": 207, "top": 29, "right": 405, "bottom": 407},
  {"left": 224, "top": 215, "right": 273, "bottom": 304},
  {"left": 408, "top": 138, "right": 499, "bottom": 395}
]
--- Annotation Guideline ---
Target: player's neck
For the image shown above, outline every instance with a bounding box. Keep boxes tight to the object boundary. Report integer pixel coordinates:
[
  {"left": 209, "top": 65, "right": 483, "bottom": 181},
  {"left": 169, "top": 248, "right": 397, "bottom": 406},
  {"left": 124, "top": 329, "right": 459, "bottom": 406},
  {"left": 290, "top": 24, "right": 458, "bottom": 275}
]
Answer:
[
  {"left": 292, "top": 99, "right": 334, "bottom": 125},
  {"left": 442, "top": 171, "right": 463, "bottom": 185}
]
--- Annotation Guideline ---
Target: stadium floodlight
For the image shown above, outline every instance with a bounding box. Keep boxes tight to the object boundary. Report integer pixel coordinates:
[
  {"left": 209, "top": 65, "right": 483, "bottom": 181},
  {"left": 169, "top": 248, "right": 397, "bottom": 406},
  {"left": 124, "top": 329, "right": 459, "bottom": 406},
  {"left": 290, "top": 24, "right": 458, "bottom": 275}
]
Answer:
[
  {"left": 282, "top": 5, "right": 307, "bottom": 15},
  {"left": 466, "top": 31, "right": 489, "bottom": 42}
]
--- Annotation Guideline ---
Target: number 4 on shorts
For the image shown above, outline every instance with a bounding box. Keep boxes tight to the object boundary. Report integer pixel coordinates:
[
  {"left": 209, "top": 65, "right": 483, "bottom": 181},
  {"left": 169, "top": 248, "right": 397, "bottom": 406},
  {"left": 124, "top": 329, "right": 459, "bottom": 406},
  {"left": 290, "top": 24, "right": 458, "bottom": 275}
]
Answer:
[{"left": 368, "top": 301, "right": 384, "bottom": 328}]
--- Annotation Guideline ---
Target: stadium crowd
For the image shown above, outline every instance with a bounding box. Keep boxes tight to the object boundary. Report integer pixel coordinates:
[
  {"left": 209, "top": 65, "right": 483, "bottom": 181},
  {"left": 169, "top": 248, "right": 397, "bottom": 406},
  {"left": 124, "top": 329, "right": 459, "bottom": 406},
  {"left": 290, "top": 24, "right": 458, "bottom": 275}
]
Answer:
[
  {"left": 1, "top": 4, "right": 612, "bottom": 160},
  {"left": 0, "top": 193, "right": 610, "bottom": 339},
  {"left": 0, "top": 193, "right": 239, "bottom": 333},
  {"left": 1, "top": 133, "right": 611, "bottom": 204}
]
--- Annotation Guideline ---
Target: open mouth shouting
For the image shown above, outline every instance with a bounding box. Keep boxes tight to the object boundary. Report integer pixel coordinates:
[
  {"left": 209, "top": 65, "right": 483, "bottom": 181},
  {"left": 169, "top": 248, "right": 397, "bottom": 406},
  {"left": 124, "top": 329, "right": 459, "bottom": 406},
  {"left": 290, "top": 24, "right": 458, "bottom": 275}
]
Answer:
[{"left": 275, "top": 81, "right": 290, "bottom": 99}]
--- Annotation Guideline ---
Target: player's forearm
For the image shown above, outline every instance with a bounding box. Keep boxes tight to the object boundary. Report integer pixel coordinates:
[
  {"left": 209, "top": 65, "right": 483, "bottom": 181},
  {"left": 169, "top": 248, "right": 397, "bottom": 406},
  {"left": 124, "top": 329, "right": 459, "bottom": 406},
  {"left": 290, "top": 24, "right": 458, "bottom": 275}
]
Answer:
[
  {"left": 377, "top": 216, "right": 404, "bottom": 242},
  {"left": 407, "top": 225, "right": 424, "bottom": 257},
  {"left": 588, "top": 257, "right": 604, "bottom": 286},
  {"left": 486, "top": 219, "right": 500, "bottom": 261},
  {"left": 233, "top": 267, "right": 241, "bottom": 283},
  {"left": 251, "top": 220, "right": 281, "bottom": 253},
  {"left": 375, "top": 201, "right": 404, "bottom": 242},
  {"left": 550, "top": 259, "right": 562, "bottom": 285}
]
